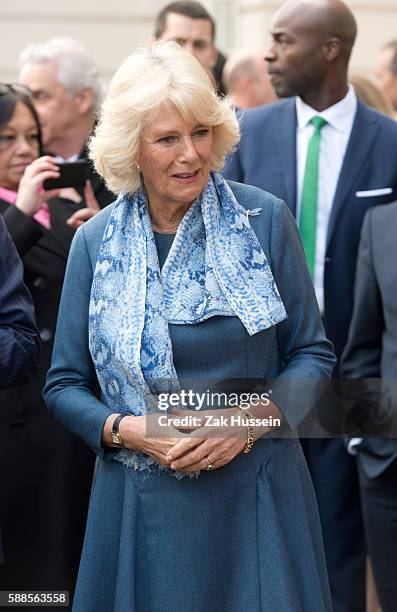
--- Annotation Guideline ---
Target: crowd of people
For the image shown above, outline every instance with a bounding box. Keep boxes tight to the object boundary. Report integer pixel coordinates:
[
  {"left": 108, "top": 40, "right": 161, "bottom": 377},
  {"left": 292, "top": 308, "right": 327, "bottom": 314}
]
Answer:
[{"left": 0, "top": 0, "right": 397, "bottom": 611}]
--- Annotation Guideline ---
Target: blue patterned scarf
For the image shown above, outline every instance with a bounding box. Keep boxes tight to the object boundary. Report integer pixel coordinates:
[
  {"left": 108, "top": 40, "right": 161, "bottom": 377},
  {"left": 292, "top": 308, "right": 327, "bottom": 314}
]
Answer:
[{"left": 89, "top": 172, "right": 286, "bottom": 474}]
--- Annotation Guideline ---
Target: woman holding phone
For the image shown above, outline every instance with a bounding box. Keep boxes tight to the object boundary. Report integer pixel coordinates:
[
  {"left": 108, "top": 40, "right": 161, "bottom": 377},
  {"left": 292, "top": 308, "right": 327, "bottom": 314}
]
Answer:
[{"left": 0, "top": 83, "right": 98, "bottom": 597}]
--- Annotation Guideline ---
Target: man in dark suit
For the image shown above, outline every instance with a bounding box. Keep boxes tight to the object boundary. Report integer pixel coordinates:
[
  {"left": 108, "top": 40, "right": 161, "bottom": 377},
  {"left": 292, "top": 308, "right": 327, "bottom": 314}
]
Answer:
[
  {"left": 0, "top": 214, "right": 40, "bottom": 388},
  {"left": 0, "top": 215, "right": 40, "bottom": 564},
  {"left": 342, "top": 203, "right": 397, "bottom": 612},
  {"left": 224, "top": 1, "right": 397, "bottom": 610}
]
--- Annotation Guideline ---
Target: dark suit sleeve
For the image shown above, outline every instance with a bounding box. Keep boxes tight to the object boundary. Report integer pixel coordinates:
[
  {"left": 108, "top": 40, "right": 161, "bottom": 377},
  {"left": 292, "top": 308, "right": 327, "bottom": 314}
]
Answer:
[
  {"left": 342, "top": 209, "right": 383, "bottom": 379},
  {"left": 0, "top": 216, "right": 41, "bottom": 389}
]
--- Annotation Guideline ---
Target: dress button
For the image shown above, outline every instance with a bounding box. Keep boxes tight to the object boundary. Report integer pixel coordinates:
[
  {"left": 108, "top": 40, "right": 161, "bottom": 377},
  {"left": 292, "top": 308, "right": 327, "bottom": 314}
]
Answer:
[
  {"left": 33, "top": 277, "right": 46, "bottom": 290},
  {"left": 39, "top": 328, "right": 53, "bottom": 343}
]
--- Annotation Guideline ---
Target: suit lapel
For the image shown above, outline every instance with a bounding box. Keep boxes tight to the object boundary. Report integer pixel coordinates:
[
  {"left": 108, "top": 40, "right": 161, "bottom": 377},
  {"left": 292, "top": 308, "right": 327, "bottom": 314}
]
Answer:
[
  {"left": 326, "top": 101, "right": 379, "bottom": 249},
  {"left": 274, "top": 98, "right": 298, "bottom": 217}
]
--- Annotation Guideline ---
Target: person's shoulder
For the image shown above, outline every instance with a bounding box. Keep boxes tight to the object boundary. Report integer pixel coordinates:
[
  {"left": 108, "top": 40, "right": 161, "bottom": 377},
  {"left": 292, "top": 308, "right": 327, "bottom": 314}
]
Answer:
[
  {"left": 366, "top": 199, "right": 397, "bottom": 227},
  {"left": 73, "top": 199, "right": 117, "bottom": 260},
  {"left": 227, "top": 179, "right": 287, "bottom": 216},
  {"left": 81, "top": 199, "right": 116, "bottom": 239},
  {"left": 239, "top": 98, "right": 295, "bottom": 129},
  {"left": 358, "top": 101, "right": 397, "bottom": 133}
]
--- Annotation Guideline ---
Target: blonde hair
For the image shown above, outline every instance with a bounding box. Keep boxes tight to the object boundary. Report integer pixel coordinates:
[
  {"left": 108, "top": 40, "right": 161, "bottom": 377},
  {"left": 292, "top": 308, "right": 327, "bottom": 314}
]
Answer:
[{"left": 89, "top": 42, "right": 240, "bottom": 195}]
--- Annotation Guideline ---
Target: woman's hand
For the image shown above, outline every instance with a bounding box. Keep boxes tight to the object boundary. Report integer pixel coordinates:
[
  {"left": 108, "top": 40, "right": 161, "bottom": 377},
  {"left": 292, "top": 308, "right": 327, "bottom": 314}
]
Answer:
[
  {"left": 15, "top": 156, "right": 60, "bottom": 217},
  {"left": 165, "top": 400, "right": 283, "bottom": 473},
  {"left": 103, "top": 413, "right": 186, "bottom": 469},
  {"left": 165, "top": 408, "right": 248, "bottom": 473},
  {"left": 66, "top": 181, "right": 100, "bottom": 229}
]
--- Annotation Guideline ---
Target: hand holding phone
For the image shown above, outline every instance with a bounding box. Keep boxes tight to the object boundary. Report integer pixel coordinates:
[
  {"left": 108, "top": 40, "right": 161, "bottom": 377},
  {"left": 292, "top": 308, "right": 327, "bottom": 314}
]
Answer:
[
  {"left": 43, "top": 160, "right": 88, "bottom": 190},
  {"left": 15, "top": 156, "right": 61, "bottom": 217}
]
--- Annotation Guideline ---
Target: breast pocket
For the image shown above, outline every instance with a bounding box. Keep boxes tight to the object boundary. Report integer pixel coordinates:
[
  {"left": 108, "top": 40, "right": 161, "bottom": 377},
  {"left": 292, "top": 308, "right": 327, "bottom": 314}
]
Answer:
[{"left": 355, "top": 187, "right": 397, "bottom": 204}]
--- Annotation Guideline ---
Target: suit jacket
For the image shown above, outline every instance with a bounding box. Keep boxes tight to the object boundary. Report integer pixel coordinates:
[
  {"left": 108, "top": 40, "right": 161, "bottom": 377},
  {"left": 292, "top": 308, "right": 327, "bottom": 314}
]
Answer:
[
  {"left": 224, "top": 98, "right": 397, "bottom": 365},
  {"left": 0, "top": 197, "right": 95, "bottom": 591},
  {"left": 0, "top": 215, "right": 40, "bottom": 389},
  {"left": 342, "top": 203, "right": 397, "bottom": 477},
  {"left": 0, "top": 214, "right": 40, "bottom": 564}
]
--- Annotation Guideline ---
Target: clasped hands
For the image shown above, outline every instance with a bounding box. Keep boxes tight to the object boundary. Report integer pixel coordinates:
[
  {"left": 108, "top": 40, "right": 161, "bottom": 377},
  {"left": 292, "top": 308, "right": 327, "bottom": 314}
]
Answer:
[{"left": 119, "top": 407, "right": 252, "bottom": 474}]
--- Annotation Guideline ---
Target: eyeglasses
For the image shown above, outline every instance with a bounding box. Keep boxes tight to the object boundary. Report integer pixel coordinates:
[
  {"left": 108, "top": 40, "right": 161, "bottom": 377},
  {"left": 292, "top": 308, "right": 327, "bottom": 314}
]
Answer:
[{"left": 0, "top": 83, "right": 33, "bottom": 97}]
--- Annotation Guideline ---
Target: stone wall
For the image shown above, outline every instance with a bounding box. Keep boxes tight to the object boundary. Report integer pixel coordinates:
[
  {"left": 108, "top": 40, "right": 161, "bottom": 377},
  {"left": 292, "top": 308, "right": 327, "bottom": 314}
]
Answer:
[{"left": 1, "top": 0, "right": 396, "bottom": 83}]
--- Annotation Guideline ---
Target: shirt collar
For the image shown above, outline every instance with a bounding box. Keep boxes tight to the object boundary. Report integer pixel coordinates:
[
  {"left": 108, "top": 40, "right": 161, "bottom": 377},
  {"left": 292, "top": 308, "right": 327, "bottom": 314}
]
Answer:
[
  {"left": 295, "top": 84, "right": 357, "bottom": 133},
  {"left": 54, "top": 153, "right": 79, "bottom": 163}
]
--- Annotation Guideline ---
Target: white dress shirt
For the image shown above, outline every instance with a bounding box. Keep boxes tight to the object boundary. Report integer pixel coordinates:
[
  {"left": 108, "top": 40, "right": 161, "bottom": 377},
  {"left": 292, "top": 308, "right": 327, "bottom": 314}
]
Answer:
[
  {"left": 296, "top": 86, "right": 357, "bottom": 312},
  {"left": 54, "top": 154, "right": 79, "bottom": 163}
]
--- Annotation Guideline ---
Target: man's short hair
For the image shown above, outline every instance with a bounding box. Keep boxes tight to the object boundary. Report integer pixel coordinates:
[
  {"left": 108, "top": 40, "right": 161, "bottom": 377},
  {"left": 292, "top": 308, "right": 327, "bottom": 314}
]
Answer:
[
  {"left": 154, "top": 1, "right": 215, "bottom": 41},
  {"left": 18, "top": 37, "right": 105, "bottom": 112},
  {"left": 223, "top": 50, "right": 262, "bottom": 93},
  {"left": 384, "top": 40, "right": 397, "bottom": 76}
]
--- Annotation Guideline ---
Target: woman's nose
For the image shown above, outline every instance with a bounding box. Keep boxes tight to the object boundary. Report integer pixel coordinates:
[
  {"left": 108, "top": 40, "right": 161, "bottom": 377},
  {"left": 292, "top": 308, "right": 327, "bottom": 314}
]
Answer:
[
  {"left": 15, "top": 135, "right": 33, "bottom": 154},
  {"left": 179, "top": 137, "right": 199, "bottom": 161}
]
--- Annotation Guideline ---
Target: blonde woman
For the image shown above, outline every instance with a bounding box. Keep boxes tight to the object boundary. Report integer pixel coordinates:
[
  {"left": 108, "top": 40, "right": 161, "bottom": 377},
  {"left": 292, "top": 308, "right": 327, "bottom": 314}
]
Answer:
[{"left": 44, "top": 43, "right": 335, "bottom": 612}]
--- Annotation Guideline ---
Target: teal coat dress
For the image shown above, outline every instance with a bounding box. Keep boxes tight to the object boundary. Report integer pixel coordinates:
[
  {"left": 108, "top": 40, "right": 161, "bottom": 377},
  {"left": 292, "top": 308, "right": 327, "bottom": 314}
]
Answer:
[{"left": 44, "top": 181, "right": 336, "bottom": 611}]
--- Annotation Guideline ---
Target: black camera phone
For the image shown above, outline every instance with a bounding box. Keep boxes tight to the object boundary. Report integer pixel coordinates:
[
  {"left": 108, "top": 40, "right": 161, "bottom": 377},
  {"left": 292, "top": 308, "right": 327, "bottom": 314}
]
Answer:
[{"left": 43, "top": 160, "right": 88, "bottom": 190}]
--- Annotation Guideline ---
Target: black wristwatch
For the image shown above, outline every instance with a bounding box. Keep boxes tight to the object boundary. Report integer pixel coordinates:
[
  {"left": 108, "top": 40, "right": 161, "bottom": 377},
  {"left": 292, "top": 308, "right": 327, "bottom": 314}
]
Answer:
[{"left": 111, "top": 414, "right": 128, "bottom": 447}]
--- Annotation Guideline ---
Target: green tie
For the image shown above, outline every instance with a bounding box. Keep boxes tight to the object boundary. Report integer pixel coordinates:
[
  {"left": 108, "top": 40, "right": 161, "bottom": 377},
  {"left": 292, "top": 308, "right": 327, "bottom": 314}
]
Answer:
[{"left": 299, "top": 116, "right": 327, "bottom": 277}]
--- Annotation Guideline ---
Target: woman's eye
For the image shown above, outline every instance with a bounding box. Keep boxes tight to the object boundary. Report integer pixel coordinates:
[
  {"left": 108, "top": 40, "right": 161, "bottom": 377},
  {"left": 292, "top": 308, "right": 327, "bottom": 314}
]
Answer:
[
  {"left": 27, "top": 133, "right": 40, "bottom": 144},
  {"left": 158, "top": 135, "right": 177, "bottom": 145},
  {"left": 0, "top": 135, "right": 15, "bottom": 145},
  {"left": 193, "top": 129, "right": 210, "bottom": 138}
]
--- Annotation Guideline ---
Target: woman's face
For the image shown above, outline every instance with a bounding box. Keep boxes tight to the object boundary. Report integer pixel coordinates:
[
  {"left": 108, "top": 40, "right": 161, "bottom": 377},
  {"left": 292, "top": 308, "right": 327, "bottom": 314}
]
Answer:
[
  {"left": 138, "top": 106, "right": 213, "bottom": 211},
  {"left": 0, "top": 100, "right": 40, "bottom": 191}
]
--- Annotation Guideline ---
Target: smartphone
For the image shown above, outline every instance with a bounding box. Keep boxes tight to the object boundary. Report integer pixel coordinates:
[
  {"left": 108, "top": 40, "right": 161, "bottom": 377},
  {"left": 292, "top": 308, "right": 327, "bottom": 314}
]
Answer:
[{"left": 43, "top": 160, "right": 88, "bottom": 190}]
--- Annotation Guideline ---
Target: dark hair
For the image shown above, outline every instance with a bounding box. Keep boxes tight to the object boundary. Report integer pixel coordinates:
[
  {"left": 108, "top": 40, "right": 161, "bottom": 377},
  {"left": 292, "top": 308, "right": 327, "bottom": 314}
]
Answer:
[
  {"left": 384, "top": 40, "right": 397, "bottom": 76},
  {"left": 154, "top": 1, "right": 215, "bottom": 41},
  {"left": 0, "top": 84, "right": 42, "bottom": 153}
]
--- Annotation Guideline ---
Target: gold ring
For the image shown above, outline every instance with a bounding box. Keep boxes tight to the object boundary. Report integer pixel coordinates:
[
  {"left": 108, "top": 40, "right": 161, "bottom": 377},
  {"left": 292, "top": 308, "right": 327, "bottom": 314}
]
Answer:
[{"left": 205, "top": 455, "right": 215, "bottom": 470}]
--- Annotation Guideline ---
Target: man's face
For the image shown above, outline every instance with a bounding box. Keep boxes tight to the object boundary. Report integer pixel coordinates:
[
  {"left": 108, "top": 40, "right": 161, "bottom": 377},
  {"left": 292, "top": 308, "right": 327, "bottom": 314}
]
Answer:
[
  {"left": 159, "top": 12, "right": 216, "bottom": 70},
  {"left": 375, "top": 47, "right": 397, "bottom": 111},
  {"left": 265, "top": 10, "right": 327, "bottom": 98},
  {"left": 19, "top": 61, "right": 80, "bottom": 152}
]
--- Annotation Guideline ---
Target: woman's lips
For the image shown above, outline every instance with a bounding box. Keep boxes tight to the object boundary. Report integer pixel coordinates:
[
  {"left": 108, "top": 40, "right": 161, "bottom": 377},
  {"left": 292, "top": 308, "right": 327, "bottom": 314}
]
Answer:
[{"left": 171, "top": 169, "right": 200, "bottom": 183}]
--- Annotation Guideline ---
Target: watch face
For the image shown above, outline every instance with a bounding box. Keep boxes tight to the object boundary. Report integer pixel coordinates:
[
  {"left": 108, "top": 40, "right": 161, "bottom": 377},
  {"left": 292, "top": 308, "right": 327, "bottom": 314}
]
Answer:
[{"left": 111, "top": 432, "right": 123, "bottom": 446}]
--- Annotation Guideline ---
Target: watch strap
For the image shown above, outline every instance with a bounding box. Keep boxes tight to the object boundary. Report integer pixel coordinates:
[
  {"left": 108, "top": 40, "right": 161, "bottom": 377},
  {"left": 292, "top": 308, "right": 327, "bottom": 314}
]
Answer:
[{"left": 111, "top": 414, "right": 127, "bottom": 447}]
